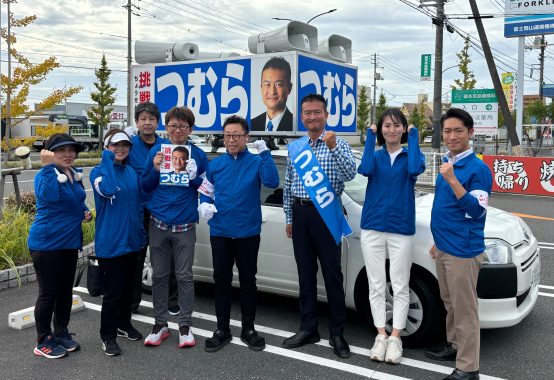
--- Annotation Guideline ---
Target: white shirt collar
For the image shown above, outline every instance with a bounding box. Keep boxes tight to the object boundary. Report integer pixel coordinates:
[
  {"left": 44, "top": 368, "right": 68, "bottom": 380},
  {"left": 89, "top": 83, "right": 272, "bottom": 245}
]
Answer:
[
  {"left": 444, "top": 148, "right": 473, "bottom": 164},
  {"left": 265, "top": 109, "right": 286, "bottom": 131}
]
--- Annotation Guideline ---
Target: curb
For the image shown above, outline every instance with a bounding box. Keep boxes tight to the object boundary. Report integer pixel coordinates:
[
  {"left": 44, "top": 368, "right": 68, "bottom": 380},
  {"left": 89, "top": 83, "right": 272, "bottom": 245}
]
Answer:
[{"left": 0, "top": 242, "right": 95, "bottom": 291}]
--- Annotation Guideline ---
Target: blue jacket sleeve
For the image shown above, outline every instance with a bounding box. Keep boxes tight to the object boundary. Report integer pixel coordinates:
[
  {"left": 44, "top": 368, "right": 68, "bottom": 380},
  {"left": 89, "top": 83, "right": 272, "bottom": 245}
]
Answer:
[
  {"left": 34, "top": 165, "right": 61, "bottom": 203},
  {"left": 258, "top": 150, "right": 279, "bottom": 189},
  {"left": 190, "top": 148, "right": 208, "bottom": 189},
  {"left": 456, "top": 165, "right": 492, "bottom": 219},
  {"left": 91, "top": 150, "right": 118, "bottom": 197},
  {"left": 407, "top": 128, "right": 426, "bottom": 177},
  {"left": 358, "top": 130, "right": 377, "bottom": 178},
  {"left": 141, "top": 148, "right": 160, "bottom": 193}
]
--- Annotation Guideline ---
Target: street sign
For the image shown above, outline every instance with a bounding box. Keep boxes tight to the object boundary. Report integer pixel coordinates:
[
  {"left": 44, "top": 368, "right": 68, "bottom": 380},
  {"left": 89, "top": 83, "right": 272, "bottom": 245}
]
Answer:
[
  {"left": 504, "top": 1, "right": 554, "bottom": 38},
  {"left": 420, "top": 54, "right": 431, "bottom": 81},
  {"left": 452, "top": 89, "right": 498, "bottom": 136}
]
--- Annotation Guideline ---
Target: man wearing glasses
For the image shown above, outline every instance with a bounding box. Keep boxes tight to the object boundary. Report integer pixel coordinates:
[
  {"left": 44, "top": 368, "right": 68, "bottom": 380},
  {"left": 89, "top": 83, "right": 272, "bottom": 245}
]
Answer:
[
  {"left": 141, "top": 106, "right": 208, "bottom": 349},
  {"left": 198, "top": 115, "right": 279, "bottom": 353},
  {"left": 251, "top": 56, "right": 293, "bottom": 132},
  {"left": 282, "top": 94, "right": 356, "bottom": 359}
]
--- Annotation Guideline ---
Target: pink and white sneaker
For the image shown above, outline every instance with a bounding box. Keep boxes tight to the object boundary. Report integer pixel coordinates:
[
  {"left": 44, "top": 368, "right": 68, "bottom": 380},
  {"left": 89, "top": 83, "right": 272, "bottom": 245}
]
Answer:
[
  {"left": 178, "top": 325, "right": 196, "bottom": 348},
  {"left": 144, "top": 324, "right": 170, "bottom": 346}
]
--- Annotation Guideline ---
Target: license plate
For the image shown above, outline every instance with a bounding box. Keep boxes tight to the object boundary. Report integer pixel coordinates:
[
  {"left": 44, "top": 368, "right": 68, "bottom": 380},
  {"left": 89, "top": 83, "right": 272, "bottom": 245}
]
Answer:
[{"left": 532, "top": 259, "right": 541, "bottom": 287}]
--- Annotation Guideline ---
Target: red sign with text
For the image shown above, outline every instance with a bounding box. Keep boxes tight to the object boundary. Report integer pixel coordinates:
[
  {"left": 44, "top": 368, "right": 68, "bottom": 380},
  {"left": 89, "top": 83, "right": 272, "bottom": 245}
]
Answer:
[{"left": 483, "top": 155, "right": 554, "bottom": 197}]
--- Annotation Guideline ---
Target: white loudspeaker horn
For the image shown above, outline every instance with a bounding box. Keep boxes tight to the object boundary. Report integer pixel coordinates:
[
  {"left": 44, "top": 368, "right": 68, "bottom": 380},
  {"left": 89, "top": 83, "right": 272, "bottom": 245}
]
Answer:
[
  {"left": 135, "top": 41, "right": 199, "bottom": 64},
  {"left": 197, "top": 52, "right": 241, "bottom": 59},
  {"left": 248, "top": 21, "right": 318, "bottom": 54},
  {"left": 14, "top": 146, "right": 31, "bottom": 170},
  {"left": 318, "top": 34, "right": 352, "bottom": 63}
]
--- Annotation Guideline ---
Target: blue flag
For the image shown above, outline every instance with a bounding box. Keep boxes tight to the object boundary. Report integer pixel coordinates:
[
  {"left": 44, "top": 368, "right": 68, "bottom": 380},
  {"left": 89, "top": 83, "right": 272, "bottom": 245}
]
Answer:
[{"left": 288, "top": 137, "right": 352, "bottom": 245}]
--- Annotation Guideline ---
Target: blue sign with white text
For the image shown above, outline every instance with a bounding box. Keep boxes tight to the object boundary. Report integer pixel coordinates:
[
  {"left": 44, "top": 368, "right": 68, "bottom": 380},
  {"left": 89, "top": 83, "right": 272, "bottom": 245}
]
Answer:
[
  {"left": 297, "top": 55, "right": 357, "bottom": 133},
  {"left": 504, "top": 14, "right": 554, "bottom": 38},
  {"left": 155, "top": 59, "right": 251, "bottom": 131}
]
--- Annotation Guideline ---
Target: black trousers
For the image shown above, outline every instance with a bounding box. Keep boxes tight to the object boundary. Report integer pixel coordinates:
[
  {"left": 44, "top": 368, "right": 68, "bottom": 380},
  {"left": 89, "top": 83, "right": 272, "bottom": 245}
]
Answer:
[
  {"left": 210, "top": 235, "right": 260, "bottom": 331},
  {"left": 291, "top": 202, "right": 346, "bottom": 336},
  {"left": 131, "top": 209, "right": 178, "bottom": 311},
  {"left": 31, "top": 249, "right": 78, "bottom": 344},
  {"left": 98, "top": 252, "right": 138, "bottom": 341}
]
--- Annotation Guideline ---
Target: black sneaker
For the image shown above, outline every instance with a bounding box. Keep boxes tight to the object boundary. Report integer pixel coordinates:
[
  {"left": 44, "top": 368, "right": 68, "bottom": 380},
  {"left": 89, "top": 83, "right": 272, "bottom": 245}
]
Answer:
[
  {"left": 102, "top": 339, "right": 121, "bottom": 356},
  {"left": 168, "top": 305, "right": 180, "bottom": 316},
  {"left": 55, "top": 328, "right": 80, "bottom": 352},
  {"left": 117, "top": 325, "right": 143, "bottom": 341}
]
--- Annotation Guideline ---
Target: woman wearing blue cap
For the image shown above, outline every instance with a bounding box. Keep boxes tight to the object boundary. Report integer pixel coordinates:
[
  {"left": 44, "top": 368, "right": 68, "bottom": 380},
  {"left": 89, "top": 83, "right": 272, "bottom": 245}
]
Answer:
[
  {"left": 29, "top": 133, "right": 92, "bottom": 359},
  {"left": 90, "top": 129, "right": 145, "bottom": 357}
]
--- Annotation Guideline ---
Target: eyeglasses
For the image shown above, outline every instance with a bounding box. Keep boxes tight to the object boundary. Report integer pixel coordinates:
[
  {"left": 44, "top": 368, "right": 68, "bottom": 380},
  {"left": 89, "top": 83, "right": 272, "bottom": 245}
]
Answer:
[
  {"left": 223, "top": 134, "right": 246, "bottom": 141},
  {"left": 167, "top": 124, "right": 191, "bottom": 131}
]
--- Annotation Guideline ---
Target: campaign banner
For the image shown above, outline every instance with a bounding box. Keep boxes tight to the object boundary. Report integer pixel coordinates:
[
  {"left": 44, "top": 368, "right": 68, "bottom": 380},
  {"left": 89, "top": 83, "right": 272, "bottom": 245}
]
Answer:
[
  {"left": 483, "top": 155, "right": 554, "bottom": 197},
  {"left": 297, "top": 54, "right": 357, "bottom": 134},
  {"left": 159, "top": 144, "right": 190, "bottom": 187},
  {"left": 131, "top": 52, "right": 358, "bottom": 136}
]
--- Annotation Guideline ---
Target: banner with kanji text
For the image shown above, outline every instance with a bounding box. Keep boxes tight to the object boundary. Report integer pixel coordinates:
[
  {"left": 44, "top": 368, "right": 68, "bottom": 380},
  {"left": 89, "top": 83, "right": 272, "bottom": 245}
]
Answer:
[{"left": 483, "top": 155, "right": 554, "bottom": 197}]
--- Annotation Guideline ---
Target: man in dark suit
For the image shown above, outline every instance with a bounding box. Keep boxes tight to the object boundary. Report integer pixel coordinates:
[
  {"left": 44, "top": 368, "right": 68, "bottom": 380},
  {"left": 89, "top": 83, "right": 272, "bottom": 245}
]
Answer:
[{"left": 251, "top": 57, "right": 293, "bottom": 132}]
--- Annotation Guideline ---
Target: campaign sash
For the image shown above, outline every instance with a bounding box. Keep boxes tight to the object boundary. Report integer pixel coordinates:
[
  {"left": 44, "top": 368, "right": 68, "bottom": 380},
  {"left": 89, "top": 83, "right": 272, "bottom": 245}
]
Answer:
[{"left": 288, "top": 136, "right": 352, "bottom": 245}]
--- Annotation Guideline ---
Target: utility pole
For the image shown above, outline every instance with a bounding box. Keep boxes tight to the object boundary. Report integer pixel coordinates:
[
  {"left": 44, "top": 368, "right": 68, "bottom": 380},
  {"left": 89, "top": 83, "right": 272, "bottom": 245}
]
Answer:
[
  {"left": 371, "top": 53, "right": 379, "bottom": 124},
  {"left": 539, "top": 35, "right": 545, "bottom": 100},
  {"left": 126, "top": 0, "right": 132, "bottom": 128},
  {"left": 3, "top": 0, "right": 13, "bottom": 166},
  {"left": 431, "top": 0, "right": 444, "bottom": 152},
  {"left": 468, "top": 0, "right": 523, "bottom": 156}
]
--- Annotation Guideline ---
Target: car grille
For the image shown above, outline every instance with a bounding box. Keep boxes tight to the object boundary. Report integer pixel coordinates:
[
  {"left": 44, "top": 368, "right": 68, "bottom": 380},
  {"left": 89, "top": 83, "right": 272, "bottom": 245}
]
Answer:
[
  {"left": 516, "top": 287, "right": 531, "bottom": 307},
  {"left": 521, "top": 249, "right": 539, "bottom": 273}
]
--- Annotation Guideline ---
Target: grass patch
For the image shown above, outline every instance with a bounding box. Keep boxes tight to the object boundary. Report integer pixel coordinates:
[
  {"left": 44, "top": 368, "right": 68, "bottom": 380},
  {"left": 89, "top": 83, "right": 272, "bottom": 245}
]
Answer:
[{"left": 0, "top": 193, "right": 96, "bottom": 271}]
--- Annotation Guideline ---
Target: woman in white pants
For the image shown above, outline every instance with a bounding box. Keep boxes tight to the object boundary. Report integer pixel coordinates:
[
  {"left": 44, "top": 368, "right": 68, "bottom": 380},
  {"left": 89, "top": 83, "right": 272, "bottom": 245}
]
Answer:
[{"left": 358, "top": 108, "right": 425, "bottom": 364}]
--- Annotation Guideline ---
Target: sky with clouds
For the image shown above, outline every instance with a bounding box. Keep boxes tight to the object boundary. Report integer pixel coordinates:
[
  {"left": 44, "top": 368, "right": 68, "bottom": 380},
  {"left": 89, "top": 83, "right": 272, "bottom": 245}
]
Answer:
[{"left": 1, "top": 0, "right": 552, "bottom": 109}]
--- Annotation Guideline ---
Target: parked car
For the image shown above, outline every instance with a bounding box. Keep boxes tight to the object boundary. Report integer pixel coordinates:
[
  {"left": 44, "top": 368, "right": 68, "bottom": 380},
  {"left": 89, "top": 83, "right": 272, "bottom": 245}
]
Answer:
[
  {"left": 143, "top": 148, "right": 541, "bottom": 345},
  {"left": 423, "top": 136, "right": 433, "bottom": 144},
  {"left": 187, "top": 134, "right": 205, "bottom": 145}
]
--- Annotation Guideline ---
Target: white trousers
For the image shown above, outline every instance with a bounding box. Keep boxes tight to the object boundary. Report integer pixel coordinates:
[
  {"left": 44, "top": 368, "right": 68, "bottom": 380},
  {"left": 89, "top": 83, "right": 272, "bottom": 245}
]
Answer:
[{"left": 360, "top": 229, "right": 413, "bottom": 330}]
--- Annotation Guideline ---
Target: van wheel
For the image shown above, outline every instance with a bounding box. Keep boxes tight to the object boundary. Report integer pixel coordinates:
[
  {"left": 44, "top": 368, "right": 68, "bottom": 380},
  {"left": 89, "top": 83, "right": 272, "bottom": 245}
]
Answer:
[
  {"left": 355, "top": 268, "right": 444, "bottom": 347},
  {"left": 82, "top": 143, "right": 92, "bottom": 152}
]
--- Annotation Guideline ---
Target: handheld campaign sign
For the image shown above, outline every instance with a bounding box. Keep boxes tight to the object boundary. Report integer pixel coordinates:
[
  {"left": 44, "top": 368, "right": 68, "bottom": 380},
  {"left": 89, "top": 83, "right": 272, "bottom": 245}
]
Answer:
[
  {"left": 131, "top": 51, "right": 357, "bottom": 136},
  {"left": 288, "top": 137, "right": 352, "bottom": 245},
  {"left": 159, "top": 144, "right": 190, "bottom": 187}
]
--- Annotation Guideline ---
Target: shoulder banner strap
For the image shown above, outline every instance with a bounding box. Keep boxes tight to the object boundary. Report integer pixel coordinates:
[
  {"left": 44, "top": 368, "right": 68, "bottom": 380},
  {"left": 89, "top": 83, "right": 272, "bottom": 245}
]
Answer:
[{"left": 288, "top": 138, "right": 352, "bottom": 245}]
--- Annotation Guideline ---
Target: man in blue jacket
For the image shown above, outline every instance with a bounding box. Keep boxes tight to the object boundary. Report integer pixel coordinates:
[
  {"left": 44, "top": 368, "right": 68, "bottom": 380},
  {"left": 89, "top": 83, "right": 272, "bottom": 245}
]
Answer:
[
  {"left": 141, "top": 106, "right": 208, "bottom": 349},
  {"left": 198, "top": 115, "right": 279, "bottom": 353},
  {"left": 126, "top": 102, "right": 181, "bottom": 315},
  {"left": 426, "top": 108, "right": 492, "bottom": 380}
]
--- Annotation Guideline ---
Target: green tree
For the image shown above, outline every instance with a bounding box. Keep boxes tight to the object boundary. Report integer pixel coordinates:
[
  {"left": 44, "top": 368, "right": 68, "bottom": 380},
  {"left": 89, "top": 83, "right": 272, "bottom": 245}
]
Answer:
[
  {"left": 87, "top": 54, "right": 117, "bottom": 148},
  {"left": 357, "top": 86, "right": 370, "bottom": 143},
  {"left": 375, "top": 91, "right": 388, "bottom": 122},
  {"left": 1, "top": 4, "right": 82, "bottom": 158},
  {"left": 525, "top": 99, "right": 547, "bottom": 124},
  {"left": 409, "top": 102, "right": 427, "bottom": 131},
  {"left": 452, "top": 37, "right": 476, "bottom": 90}
]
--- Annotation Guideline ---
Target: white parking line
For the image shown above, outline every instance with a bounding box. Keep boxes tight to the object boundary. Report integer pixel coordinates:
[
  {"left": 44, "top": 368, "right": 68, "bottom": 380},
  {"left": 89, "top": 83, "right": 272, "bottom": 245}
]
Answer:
[
  {"left": 83, "top": 301, "right": 407, "bottom": 380},
  {"left": 539, "top": 285, "right": 554, "bottom": 290},
  {"left": 74, "top": 287, "right": 505, "bottom": 380}
]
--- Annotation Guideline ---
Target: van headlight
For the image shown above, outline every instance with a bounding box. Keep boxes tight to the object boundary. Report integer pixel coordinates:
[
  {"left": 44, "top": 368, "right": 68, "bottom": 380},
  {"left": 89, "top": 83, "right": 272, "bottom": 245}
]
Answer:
[{"left": 484, "top": 240, "right": 513, "bottom": 264}]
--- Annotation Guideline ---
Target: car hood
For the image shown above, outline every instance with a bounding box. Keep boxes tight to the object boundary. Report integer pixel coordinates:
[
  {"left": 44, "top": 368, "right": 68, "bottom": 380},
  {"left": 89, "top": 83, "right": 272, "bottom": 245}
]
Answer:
[{"left": 415, "top": 193, "right": 528, "bottom": 246}]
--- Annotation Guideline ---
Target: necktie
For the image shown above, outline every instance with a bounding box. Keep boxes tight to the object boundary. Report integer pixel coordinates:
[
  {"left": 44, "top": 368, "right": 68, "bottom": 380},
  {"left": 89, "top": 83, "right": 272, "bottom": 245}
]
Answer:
[{"left": 267, "top": 120, "right": 273, "bottom": 132}]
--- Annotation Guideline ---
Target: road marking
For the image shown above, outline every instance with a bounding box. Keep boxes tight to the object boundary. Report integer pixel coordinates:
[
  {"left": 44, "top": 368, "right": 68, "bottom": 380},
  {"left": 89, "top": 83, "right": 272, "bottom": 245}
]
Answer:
[
  {"left": 74, "top": 287, "right": 505, "bottom": 379},
  {"left": 511, "top": 212, "right": 554, "bottom": 221},
  {"left": 538, "top": 292, "right": 554, "bottom": 298},
  {"left": 539, "top": 246, "right": 554, "bottom": 251},
  {"left": 539, "top": 285, "right": 554, "bottom": 290},
  {"left": 83, "top": 301, "right": 407, "bottom": 380}
]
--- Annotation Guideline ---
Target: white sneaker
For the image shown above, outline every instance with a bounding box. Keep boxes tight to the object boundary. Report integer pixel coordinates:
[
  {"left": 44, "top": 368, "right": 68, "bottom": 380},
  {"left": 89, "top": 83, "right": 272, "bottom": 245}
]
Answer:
[
  {"left": 385, "top": 336, "right": 403, "bottom": 364},
  {"left": 178, "top": 325, "right": 196, "bottom": 348},
  {"left": 369, "top": 334, "right": 388, "bottom": 362},
  {"left": 144, "top": 324, "right": 170, "bottom": 346}
]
